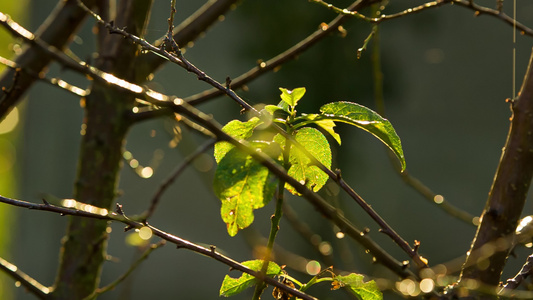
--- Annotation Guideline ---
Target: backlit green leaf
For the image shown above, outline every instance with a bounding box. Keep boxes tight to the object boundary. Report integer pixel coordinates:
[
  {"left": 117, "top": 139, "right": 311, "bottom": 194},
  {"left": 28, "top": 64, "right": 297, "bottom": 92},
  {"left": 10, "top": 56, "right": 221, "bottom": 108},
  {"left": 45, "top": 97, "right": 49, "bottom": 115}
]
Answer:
[
  {"left": 279, "top": 87, "right": 306, "bottom": 107},
  {"left": 314, "top": 119, "right": 341, "bottom": 145},
  {"left": 214, "top": 117, "right": 262, "bottom": 163},
  {"left": 276, "top": 127, "right": 331, "bottom": 195},
  {"left": 219, "top": 260, "right": 282, "bottom": 297},
  {"left": 320, "top": 101, "right": 406, "bottom": 171},
  {"left": 333, "top": 274, "right": 382, "bottom": 300},
  {"left": 214, "top": 142, "right": 279, "bottom": 236}
]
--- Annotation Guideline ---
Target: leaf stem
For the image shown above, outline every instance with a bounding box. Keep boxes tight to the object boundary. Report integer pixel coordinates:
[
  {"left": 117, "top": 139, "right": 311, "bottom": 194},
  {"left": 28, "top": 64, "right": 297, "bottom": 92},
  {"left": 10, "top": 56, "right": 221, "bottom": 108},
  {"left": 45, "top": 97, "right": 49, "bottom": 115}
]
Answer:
[{"left": 253, "top": 131, "right": 292, "bottom": 299}]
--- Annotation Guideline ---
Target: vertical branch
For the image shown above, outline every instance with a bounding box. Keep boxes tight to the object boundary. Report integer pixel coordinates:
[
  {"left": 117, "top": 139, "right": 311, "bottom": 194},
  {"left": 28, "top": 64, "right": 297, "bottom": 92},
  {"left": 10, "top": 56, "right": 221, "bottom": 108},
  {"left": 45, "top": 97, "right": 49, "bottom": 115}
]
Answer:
[
  {"left": 458, "top": 48, "right": 533, "bottom": 289},
  {"left": 50, "top": 1, "right": 154, "bottom": 299}
]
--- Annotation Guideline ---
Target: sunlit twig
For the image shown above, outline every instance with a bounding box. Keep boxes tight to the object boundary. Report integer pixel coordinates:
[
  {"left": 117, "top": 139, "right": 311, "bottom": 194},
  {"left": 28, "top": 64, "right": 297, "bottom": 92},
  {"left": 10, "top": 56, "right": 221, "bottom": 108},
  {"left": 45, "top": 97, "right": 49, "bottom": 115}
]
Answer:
[
  {"left": 0, "top": 195, "right": 316, "bottom": 300},
  {"left": 0, "top": 256, "right": 50, "bottom": 299}
]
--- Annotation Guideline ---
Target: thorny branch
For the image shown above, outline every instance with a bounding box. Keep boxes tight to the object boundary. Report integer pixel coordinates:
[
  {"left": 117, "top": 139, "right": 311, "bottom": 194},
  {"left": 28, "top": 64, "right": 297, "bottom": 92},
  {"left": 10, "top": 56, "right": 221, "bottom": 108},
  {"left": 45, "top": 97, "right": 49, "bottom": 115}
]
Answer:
[
  {"left": 0, "top": 5, "right": 427, "bottom": 277},
  {"left": 310, "top": 0, "right": 533, "bottom": 38},
  {"left": 184, "top": 0, "right": 374, "bottom": 105},
  {"left": 0, "top": 195, "right": 316, "bottom": 300}
]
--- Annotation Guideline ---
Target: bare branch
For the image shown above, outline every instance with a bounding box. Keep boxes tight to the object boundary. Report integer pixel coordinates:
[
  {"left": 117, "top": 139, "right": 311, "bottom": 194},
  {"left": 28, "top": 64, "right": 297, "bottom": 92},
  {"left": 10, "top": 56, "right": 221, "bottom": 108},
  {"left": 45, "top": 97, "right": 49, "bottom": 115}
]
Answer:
[
  {"left": 0, "top": 195, "right": 316, "bottom": 300},
  {"left": 82, "top": 241, "right": 166, "bottom": 300},
  {"left": 309, "top": 0, "right": 533, "bottom": 38},
  {"left": 0, "top": 256, "right": 50, "bottom": 299},
  {"left": 184, "top": 0, "right": 374, "bottom": 105},
  {"left": 0, "top": 0, "right": 97, "bottom": 120},
  {"left": 459, "top": 48, "right": 533, "bottom": 287},
  {"left": 500, "top": 254, "right": 533, "bottom": 293},
  {"left": 134, "top": 0, "right": 241, "bottom": 82},
  {"left": 0, "top": 55, "right": 87, "bottom": 97},
  {"left": 141, "top": 139, "right": 215, "bottom": 221},
  {"left": 2, "top": 5, "right": 428, "bottom": 275}
]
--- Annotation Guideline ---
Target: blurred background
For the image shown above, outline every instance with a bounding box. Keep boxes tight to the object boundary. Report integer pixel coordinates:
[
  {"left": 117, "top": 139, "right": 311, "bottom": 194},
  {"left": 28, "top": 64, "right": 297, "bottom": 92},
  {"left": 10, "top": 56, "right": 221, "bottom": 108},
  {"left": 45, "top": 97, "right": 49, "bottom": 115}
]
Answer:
[{"left": 1, "top": 0, "right": 533, "bottom": 299}]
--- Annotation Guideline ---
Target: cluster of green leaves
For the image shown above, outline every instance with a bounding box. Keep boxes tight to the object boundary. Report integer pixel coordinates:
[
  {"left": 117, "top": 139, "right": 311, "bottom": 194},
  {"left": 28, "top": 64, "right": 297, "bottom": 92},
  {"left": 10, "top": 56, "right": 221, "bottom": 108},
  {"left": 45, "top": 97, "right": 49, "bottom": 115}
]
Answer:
[
  {"left": 213, "top": 87, "right": 405, "bottom": 237},
  {"left": 219, "top": 259, "right": 382, "bottom": 300},
  {"left": 213, "top": 87, "right": 404, "bottom": 299}
]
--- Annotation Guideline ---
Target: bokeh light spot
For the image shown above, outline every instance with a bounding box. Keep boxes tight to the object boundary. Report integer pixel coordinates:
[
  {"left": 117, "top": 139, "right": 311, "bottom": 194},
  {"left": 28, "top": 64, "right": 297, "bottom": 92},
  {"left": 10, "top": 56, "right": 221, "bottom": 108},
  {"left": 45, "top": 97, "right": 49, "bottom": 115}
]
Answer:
[
  {"left": 138, "top": 227, "right": 153, "bottom": 240},
  {"left": 305, "top": 260, "right": 321, "bottom": 275}
]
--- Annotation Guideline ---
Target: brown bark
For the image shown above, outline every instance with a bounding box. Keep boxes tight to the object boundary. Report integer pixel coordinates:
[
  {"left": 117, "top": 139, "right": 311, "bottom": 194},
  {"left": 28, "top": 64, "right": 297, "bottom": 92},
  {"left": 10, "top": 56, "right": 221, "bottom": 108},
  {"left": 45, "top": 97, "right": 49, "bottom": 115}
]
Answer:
[
  {"left": 0, "top": 0, "right": 97, "bottom": 120},
  {"left": 50, "top": 1, "right": 152, "bottom": 298},
  {"left": 457, "top": 48, "right": 533, "bottom": 295}
]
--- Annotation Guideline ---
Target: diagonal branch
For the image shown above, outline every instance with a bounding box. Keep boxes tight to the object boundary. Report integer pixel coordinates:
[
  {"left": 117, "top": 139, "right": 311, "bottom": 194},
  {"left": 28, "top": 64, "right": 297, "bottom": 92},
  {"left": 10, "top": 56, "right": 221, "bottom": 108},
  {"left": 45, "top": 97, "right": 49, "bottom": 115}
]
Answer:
[
  {"left": 0, "top": 0, "right": 97, "bottom": 120},
  {"left": 82, "top": 241, "right": 166, "bottom": 300},
  {"left": 459, "top": 48, "right": 533, "bottom": 287},
  {"left": 1, "top": 9, "right": 427, "bottom": 275},
  {"left": 141, "top": 139, "right": 215, "bottom": 221},
  {"left": 184, "top": 0, "right": 373, "bottom": 105},
  {"left": 134, "top": 0, "right": 241, "bottom": 82},
  {"left": 0, "top": 195, "right": 317, "bottom": 300},
  {"left": 0, "top": 256, "right": 50, "bottom": 299}
]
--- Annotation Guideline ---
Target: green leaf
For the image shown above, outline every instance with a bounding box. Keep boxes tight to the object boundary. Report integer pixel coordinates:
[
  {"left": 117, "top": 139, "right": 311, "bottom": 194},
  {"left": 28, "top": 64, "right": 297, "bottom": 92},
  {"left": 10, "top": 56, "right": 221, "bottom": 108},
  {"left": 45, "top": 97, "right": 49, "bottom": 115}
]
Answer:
[
  {"left": 320, "top": 101, "right": 406, "bottom": 171},
  {"left": 214, "top": 142, "right": 280, "bottom": 236},
  {"left": 276, "top": 127, "right": 332, "bottom": 195},
  {"left": 220, "top": 260, "right": 282, "bottom": 297},
  {"left": 279, "top": 87, "right": 306, "bottom": 107},
  {"left": 214, "top": 117, "right": 262, "bottom": 163},
  {"left": 333, "top": 274, "right": 382, "bottom": 300},
  {"left": 263, "top": 104, "right": 283, "bottom": 115}
]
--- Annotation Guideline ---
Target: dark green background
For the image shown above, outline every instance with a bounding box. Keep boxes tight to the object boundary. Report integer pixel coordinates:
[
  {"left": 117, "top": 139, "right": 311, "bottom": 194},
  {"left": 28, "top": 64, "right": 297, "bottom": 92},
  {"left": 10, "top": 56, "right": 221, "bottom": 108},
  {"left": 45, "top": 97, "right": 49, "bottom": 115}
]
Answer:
[{"left": 2, "top": 0, "right": 533, "bottom": 299}]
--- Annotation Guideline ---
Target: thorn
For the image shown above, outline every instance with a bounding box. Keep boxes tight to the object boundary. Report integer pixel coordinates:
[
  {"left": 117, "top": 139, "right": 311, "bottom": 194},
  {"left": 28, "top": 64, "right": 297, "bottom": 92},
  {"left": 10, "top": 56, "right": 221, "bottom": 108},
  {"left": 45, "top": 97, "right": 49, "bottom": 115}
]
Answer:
[
  {"left": 124, "top": 225, "right": 134, "bottom": 232},
  {"left": 42, "top": 198, "right": 50, "bottom": 206},
  {"left": 225, "top": 76, "right": 232, "bottom": 90},
  {"left": 413, "top": 240, "right": 421, "bottom": 253},
  {"left": 115, "top": 203, "right": 124, "bottom": 215},
  {"left": 210, "top": 245, "right": 216, "bottom": 252}
]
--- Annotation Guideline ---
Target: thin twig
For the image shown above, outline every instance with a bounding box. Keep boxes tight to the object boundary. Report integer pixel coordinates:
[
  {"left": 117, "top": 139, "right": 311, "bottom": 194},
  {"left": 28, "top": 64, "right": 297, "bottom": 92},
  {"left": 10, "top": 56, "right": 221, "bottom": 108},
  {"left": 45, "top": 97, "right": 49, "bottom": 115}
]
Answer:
[
  {"left": 141, "top": 139, "right": 215, "bottom": 221},
  {"left": 282, "top": 202, "right": 335, "bottom": 267},
  {"left": 77, "top": 0, "right": 254, "bottom": 113},
  {"left": 364, "top": 6, "right": 477, "bottom": 226},
  {"left": 0, "top": 256, "right": 50, "bottom": 299},
  {"left": 184, "top": 0, "right": 373, "bottom": 105},
  {"left": 0, "top": 195, "right": 316, "bottom": 300},
  {"left": 82, "top": 241, "right": 166, "bottom": 300},
  {"left": 1, "top": 6, "right": 427, "bottom": 275},
  {"left": 310, "top": 0, "right": 533, "bottom": 37},
  {"left": 134, "top": 0, "right": 241, "bottom": 82},
  {"left": 0, "top": 0, "right": 98, "bottom": 120},
  {"left": 500, "top": 254, "right": 533, "bottom": 293},
  {"left": 0, "top": 56, "right": 88, "bottom": 97}
]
